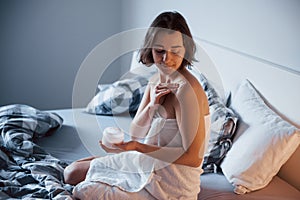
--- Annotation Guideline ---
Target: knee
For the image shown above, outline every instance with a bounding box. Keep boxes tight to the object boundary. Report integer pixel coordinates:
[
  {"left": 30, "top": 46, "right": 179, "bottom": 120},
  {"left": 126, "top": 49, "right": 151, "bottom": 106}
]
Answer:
[{"left": 64, "top": 163, "right": 82, "bottom": 185}]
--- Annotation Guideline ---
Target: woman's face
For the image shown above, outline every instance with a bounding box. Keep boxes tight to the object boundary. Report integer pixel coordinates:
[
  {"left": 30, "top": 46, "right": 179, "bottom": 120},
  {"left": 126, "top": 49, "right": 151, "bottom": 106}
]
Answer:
[{"left": 152, "top": 31, "right": 186, "bottom": 75}]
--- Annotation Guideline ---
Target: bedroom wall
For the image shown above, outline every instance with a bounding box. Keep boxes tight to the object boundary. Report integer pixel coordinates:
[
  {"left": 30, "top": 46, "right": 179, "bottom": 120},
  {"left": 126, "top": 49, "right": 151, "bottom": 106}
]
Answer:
[
  {"left": 1, "top": 0, "right": 299, "bottom": 110},
  {"left": 121, "top": 0, "right": 300, "bottom": 73},
  {"left": 0, "top": 0, "right": 123, "bottom": 110}
]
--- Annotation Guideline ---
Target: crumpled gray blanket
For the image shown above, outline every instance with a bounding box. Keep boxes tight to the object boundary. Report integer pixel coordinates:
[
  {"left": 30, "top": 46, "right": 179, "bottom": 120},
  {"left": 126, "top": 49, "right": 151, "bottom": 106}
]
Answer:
[{"left": 0, "top": 104, "right": 73, "bottom": 199}]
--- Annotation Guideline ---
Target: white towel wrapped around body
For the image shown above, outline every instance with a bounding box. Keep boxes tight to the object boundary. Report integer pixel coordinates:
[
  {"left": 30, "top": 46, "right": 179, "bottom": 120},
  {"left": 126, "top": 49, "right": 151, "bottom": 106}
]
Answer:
[{"left": 73, "top": 111, "right": 210, "bottom": 200}]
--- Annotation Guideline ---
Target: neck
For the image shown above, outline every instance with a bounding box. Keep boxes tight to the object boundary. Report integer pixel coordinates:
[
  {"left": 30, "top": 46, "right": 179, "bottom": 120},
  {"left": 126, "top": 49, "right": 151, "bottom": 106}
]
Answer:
[{"left": 159, "top": 68, "right": 186, "bottom": 83}]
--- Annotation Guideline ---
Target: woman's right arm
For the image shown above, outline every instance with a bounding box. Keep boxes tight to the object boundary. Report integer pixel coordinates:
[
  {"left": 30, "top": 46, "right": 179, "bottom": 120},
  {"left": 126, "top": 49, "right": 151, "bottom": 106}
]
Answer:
[
  {"left": 130, "top": 78, "right": 172, "bottom": 140},
  {"left": 129, "top": 83, "right": 154, "bottom": 140}
]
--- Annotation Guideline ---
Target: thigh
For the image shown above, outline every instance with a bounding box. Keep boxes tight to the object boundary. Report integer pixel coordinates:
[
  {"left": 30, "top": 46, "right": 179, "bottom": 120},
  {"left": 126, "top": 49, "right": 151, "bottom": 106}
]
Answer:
[{"left": 76, "top": 156, "right": 99, "bottom": 162}]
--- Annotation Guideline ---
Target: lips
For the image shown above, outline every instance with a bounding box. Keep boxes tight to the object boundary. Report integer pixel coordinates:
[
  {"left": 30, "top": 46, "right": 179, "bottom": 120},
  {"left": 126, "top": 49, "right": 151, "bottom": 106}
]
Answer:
[
  {"left": 160, "top": 66, "right": 175, "bottom": 74},
  {"left": 160, "top": 64, "right": 175, "bottom": 70}
]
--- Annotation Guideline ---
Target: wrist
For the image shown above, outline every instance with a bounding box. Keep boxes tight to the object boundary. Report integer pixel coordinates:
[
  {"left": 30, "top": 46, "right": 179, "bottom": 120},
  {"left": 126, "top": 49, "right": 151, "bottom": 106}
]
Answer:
[
  {"left": 149, "top": 99, "right": 160, "bottom": 107},
  {"left": 135, "top": 141, "right": 142, "bottom": 152},
  {"left": 148, "top": 103, "right": 159, "bottom": 117}
]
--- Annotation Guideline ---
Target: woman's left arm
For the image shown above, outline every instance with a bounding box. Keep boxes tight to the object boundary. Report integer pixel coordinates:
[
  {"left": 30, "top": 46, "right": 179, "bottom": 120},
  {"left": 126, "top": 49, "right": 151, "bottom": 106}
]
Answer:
[{"left": 171, "top": 83, "right": 208, "bottom": 167}]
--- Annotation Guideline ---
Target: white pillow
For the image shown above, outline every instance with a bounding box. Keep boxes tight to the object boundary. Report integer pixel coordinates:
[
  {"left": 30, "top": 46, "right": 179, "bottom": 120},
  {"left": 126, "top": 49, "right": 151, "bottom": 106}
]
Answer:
[{"left": 221, "top": 79, "right": 300, "bottom": 194}]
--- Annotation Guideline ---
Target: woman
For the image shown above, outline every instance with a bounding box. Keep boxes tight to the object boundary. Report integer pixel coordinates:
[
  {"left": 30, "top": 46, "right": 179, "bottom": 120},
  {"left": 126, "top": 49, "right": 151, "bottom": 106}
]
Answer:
[{"left": 65, "top": 11, "right": 210, "bottom": 199}]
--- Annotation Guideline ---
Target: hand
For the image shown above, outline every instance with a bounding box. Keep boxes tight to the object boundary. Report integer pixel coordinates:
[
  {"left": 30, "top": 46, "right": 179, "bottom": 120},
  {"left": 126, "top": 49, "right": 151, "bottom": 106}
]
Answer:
[
  {"left": 99, "top": 141, "right": 123, "bottom": 154},
  {"left": 150, "top": 83, "right": 178, "bottom": 105},
  {"left": 114, "top": 141, "right": 139, "bottom": 151}
]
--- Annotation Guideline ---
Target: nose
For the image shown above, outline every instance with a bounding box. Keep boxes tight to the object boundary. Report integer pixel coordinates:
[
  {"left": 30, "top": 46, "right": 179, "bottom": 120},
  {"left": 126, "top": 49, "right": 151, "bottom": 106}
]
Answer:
[{"left": 162, "top": 51, "right": 171, "bottom": 64}]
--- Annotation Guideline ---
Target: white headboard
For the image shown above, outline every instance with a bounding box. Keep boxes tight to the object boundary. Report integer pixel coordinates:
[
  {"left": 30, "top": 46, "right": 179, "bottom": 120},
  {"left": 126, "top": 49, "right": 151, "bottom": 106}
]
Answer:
[
  {"left": 194, "top": 39, "right": 300, "bottom": 128},
  {"left": 194, "top": 39, "right": 300, "bottom": 190}
]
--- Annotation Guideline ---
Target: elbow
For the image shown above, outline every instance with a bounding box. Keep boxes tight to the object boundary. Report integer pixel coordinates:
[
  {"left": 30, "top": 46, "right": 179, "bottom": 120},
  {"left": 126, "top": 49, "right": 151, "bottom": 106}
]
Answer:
[
  {"left": 185, "top": 156, "right": 202, "bottom": 168},
  {"left": 178, "top": 151, "right": 203, "bottom": 168},
  {"left": 190, "top": 158, "right": 203, "bottom": 168},
  {"left": 186, "top": 149, "right": 204, "bottom": 167},
  {"left": 129, "top": 122, "right": 149, "bottom": 139}
]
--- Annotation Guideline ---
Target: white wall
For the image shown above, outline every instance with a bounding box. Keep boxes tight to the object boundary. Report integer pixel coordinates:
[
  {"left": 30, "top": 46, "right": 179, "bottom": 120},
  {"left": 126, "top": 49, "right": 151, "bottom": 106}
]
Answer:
[
  {"left": 0, "top": 0, "right": 122, "bottom": 110},
  {"left": 121, "top": 0, "right": 300, "bottom": 73},
  {"left": 1, "top": 0, "right": 299, "bottom": 110}
]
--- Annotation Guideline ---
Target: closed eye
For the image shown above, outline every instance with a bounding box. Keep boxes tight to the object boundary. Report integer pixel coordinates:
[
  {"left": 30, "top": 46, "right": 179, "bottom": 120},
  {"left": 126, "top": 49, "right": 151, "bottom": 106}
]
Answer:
[
  {"left": 154, "top": 49, "right": 166, "bottom": 55},
  {"left": 171, "top": 50, "right": 180, "bottom": 55}
]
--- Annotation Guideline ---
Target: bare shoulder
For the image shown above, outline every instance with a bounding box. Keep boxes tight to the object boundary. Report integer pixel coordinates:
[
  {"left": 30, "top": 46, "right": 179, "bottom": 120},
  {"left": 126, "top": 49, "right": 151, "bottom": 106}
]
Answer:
[{"left": 178, "top": 69, "right": 209, "bottom": 115}]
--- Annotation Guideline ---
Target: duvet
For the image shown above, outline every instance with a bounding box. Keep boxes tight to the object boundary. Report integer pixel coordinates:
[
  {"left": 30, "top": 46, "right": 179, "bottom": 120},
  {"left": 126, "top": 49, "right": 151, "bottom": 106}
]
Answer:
[{"left": 0, "top": 104, "right": 72, "bottom": 199}]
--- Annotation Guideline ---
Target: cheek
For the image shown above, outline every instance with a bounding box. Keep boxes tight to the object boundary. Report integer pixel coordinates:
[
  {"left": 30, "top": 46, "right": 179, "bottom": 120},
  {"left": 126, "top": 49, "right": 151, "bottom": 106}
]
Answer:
[
  {"left": 174, "top": 54, "right": 184, "bottom": 62},
  {"left": 173, "top": 54, "right": 185, "bottom": 67},
  {"left": 152, "top": 52, "right": 161, "bottom": 63},
  {"left": 173, "top": 49, "right": 185, "bottom": 64},
  {"left": 177, "top": 51, "right": 186, "bottom": 61}
]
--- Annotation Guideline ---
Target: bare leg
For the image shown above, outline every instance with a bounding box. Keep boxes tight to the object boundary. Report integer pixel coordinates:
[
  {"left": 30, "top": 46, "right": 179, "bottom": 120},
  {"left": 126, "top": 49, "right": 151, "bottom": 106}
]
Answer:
[
  {"left": 64, "top": 156, "right": 99, "bottom": 185},
  {"left": 76, "top": 156, "right": 98, "bottom": 162}
]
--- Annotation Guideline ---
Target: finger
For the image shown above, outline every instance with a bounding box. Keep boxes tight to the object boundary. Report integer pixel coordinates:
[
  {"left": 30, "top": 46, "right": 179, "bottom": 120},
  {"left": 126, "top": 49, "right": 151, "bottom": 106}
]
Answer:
[
  {"left": 157, "top": 89, "right": 171, "bottom": 96},
  {"left": 114, "top": 142, "right": 125, "bottom": 147},
  {"left": 114, "top": 143, "right": 126, "bottom": 150},
  {"left": 99, "top": 141, "right": 108, "bottom": 149},
  {"left": 155, "top": 88, "right": 169, "bottom": 94},
  {"left": 99, "top": 142, "right": 109, "bottom": 151},
  {"left": 99, "top": 140, "right": 113, "bottom": 150},
  {"left": 156, "top": 85, "right": 171, "bottom": 91},
  {"left": 156, "top": 84, "right": 169, "bottom": 90},
  {"left": 157, "top": 83, "right": 179, "bottom": 88},
  {"left": 167, "top": 83, "right": 179, "bottom": 89},
  {"left": 158, "top": 82, "right": 170, "bottom": 87}
]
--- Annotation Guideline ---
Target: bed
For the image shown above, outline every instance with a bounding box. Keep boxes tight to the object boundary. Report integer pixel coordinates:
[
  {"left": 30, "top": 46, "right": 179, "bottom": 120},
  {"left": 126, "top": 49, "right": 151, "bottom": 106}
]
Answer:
[
  {"left": 43, "top": 38, "right": 300, "bottom": 199},
  {"left": 36, "top": 108, "right": 300, "bottom": 200},
  {"left": 1, "top": 38, "right": 299, "bottom": 199}
]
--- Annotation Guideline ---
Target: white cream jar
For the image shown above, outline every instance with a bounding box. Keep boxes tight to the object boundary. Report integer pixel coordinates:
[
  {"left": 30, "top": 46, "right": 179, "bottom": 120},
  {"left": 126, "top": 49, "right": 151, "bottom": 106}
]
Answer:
[{"left": 102, "top": 127, "right": 124, "bottom": 148}]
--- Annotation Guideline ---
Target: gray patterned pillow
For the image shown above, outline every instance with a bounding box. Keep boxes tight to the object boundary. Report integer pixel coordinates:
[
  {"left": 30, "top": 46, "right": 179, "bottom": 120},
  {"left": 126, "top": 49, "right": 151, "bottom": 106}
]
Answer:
[
  {"left": 189, "top": 67, "right": 239, "bottom": 173},
  {"left": 86, "top": 75, "right": 148, "bottom": 116}
]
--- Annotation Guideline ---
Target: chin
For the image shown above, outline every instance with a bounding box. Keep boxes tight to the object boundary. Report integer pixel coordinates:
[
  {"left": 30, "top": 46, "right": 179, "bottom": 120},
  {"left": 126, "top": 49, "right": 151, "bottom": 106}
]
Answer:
[
  {"left": 160, "top": 68, "right": 176, "bottom": 75},
  {"left": 157, "top": 65, "right": 177, "bottom": 75}
]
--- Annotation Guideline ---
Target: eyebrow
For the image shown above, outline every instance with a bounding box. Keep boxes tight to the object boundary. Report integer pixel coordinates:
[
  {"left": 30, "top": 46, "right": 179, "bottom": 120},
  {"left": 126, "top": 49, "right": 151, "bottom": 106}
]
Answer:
[{"left": 153, "top": 44, "right": 183, "bottom": 49}]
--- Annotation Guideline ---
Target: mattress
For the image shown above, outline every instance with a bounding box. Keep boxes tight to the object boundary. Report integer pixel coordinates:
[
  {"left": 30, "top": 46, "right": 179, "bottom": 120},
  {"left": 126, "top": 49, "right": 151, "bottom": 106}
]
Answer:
[
  {"left": 37, "top": 108, "right": 133, "bottom": 163},
  {"left": 199, "top": 172, "right": 300, "bottom": 199},
  {"left": 37, "top": 108, "right": 300, "bottom": 199}
]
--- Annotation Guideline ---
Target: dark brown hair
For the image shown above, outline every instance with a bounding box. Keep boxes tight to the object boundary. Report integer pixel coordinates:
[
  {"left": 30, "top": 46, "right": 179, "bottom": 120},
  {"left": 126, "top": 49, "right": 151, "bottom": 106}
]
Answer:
[{"left": 139, "top": 11, "right": 196, "bottom": 68}]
